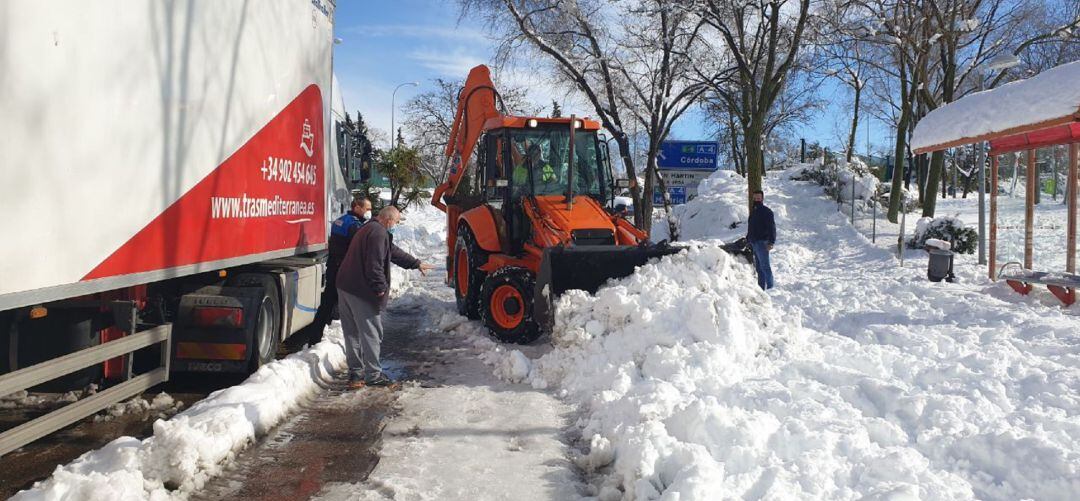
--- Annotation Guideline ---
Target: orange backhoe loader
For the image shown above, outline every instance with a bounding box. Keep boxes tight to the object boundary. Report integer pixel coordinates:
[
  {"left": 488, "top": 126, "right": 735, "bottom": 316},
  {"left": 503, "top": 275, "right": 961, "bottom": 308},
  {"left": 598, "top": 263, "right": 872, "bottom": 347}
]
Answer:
[{"left": 431, "top": 65, "right": 679, "bottom": 343}]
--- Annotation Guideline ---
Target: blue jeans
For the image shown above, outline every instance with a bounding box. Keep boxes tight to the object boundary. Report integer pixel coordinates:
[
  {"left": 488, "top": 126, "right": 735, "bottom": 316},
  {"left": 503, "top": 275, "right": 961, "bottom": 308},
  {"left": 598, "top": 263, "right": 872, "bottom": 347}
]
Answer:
[{"left": 750, "top": 240, "right": 774, "bottom": 290}]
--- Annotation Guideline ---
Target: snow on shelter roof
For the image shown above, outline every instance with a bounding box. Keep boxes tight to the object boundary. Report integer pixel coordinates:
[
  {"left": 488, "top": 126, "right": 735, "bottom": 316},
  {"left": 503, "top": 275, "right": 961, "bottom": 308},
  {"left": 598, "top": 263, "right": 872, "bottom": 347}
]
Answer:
[{"left": 911, "top": 60, "right": 1080, "bottom": 154}]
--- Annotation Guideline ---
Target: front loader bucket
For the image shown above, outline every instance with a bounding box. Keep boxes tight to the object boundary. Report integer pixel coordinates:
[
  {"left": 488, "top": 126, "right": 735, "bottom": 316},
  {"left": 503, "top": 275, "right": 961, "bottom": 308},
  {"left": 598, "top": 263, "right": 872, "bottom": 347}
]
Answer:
[{"left": 533, "top": 243, "right": 682, "bottom": 334}]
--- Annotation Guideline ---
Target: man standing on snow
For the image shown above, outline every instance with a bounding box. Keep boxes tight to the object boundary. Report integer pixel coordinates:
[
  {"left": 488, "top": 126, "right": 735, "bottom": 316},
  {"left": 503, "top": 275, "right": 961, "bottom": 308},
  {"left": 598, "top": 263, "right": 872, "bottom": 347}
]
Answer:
[
  {"left": 337, "top": 206, "right": 433, "bottom": 388},
  {"left": 306, "top": 197, "right": 372, "bottom": 345},
  {"left": 747, "top": 189, "right": 776, "bottom": 290}
]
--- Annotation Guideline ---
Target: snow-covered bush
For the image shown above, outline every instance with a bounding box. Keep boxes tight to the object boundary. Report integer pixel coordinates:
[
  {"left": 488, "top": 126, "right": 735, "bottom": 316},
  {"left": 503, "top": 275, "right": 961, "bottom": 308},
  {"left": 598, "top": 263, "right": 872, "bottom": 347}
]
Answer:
[
  {"left": 908, "top": 216, "right": 978, "bottom": 254},
  {"left": 787, "top": 161, "right": 828, "bottom": 183},
  {"left": 880, "top": 184, "right": 919, "bottom": 213},
  {"left": 788, "top": 158, "right": 881, "bottom": 210}
]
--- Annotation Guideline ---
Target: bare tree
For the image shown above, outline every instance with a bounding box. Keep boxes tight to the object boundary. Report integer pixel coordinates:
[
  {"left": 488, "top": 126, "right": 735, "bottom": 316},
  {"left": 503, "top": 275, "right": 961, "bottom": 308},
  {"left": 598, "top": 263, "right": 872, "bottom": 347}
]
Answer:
[
  {"left": 703, "top": 59, "right": 819, "bottom": 174},
  {"left": 610, "top": 1, "right": 714, "bottom": 237},
  {"left": 845, "top": 0, "right": 1080, "bottom": 219},
  {"left": 916, "top": 0, "right": 1080, "bottom": 216},
  {"left": 400, "top": 77, "right": 537, "bottom": 185},
  {"left": 818, "top": 2, "right": 874, "bottom": 163},
  {"left": 697, "top": 0, "right": 813, "bottom": 209},
  {"left": 460, "top": 0, "right": 715, "bottom": 237}
]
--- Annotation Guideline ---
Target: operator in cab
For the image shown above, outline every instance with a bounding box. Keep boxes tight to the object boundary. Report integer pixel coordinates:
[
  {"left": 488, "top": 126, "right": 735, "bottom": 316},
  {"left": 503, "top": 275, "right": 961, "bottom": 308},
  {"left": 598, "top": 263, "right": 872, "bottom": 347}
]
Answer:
[{"left": 514, "top": 143, "right": 558, "bottom": 193}]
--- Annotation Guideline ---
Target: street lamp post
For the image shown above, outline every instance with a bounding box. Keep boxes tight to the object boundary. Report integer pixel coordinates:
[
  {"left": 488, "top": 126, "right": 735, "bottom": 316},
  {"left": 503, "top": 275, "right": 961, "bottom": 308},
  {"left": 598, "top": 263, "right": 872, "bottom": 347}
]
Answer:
[
  {"left": 390, "top": 81, "right": 419, "bottom": 148},
  {"left": 977, "top": 54, "right": 1021, "bottom": 266}
]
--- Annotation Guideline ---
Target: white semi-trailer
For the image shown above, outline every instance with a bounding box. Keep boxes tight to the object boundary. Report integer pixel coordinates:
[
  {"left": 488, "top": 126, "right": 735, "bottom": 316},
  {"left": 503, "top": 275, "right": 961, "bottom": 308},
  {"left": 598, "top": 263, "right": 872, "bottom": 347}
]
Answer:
[{"left": 0, "top": 0, "right": 356, "bottom": 453}]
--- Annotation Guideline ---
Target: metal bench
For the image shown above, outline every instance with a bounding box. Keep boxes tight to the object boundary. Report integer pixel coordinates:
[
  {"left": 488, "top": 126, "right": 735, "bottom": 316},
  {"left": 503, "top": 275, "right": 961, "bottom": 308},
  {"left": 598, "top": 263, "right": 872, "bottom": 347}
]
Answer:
[{"left": 997, "top": 262, "right": 1080, "bottom": 305}]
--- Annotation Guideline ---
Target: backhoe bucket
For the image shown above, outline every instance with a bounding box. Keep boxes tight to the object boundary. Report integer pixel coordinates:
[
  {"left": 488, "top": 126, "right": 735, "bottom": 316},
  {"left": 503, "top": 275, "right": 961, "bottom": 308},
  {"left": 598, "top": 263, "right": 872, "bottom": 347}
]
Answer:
[{"left": 533, "top": 244, "right": 682, "bottom": 333}]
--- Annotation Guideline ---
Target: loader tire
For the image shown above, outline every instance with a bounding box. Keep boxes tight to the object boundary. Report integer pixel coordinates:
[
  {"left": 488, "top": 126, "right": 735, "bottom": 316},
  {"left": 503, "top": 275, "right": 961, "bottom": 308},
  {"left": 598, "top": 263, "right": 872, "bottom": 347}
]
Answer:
[
  {"left": 480, "top": 267, "right": 541, "bottom": 344},
  {"left": 454, "top": 225, "right": 487, "bottom": 320}
]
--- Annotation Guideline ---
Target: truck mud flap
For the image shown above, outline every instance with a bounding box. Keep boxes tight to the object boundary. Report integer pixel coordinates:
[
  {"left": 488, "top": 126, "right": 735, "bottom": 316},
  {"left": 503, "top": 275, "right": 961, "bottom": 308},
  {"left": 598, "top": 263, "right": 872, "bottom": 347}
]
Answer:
[
  {"left": 533, "top": 244, "right": 682, "bottom": 334},
  {"left": 172, "top": 286, "right": 262, "bottom": 373}
]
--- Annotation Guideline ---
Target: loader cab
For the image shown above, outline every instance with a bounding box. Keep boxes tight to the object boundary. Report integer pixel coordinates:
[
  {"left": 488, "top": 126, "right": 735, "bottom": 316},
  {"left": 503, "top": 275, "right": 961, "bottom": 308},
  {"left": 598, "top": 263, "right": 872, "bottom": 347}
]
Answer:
[
  {"left": 476, "top": 123, "right": 610, "bottom": 254},
  {"left": 478, "top": 124, "right": 610, "bottom": 202}
]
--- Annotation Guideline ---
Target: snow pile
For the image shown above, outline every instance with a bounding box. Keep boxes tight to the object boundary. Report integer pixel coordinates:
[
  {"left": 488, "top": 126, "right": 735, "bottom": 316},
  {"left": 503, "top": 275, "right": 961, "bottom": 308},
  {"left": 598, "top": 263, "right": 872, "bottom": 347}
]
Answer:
[
  {"left": 94, "top": 392, "right": 183, "bottom": 423},
  {"left": 478, "top": 245, "right": 987, "bottom": 499},
  {"left": 836, "top": 157, "right": 880, "bottom": 202},
  {"left": 881, "top": 184, "right": 919, "bottom": 213},
  {"left": 653, "top": 169, "right": 748, "bottom": 241},
  {"left": 393, "top": 202, "right": 446, "bottom": 259},
  {"left": 911, "top": 60, "right": 1080, "bottom": 152},
  {"left": 12, "top": 326, "right": 348, "bottom": 499},
  {"left": 0, "top": 389, "right": 85, "bottom": 410},
  {"left": 390, "top": 201, "right": 447, "bottom": 294},
  {"left": 471, "top": 174, "right": 1080, "bottom": 499}
]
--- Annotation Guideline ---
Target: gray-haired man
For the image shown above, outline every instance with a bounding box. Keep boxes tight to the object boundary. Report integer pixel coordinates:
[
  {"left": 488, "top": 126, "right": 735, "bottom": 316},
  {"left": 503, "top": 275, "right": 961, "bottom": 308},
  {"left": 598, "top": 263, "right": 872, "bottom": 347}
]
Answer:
[{"left": 336, "top": 206, "right": 433, "bottom": 388}]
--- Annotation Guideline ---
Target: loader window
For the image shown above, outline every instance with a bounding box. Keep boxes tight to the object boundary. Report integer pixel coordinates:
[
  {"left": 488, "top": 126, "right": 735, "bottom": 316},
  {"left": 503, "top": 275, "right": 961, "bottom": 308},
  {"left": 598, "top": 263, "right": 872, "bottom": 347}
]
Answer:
[{"left": 509, "top": 128, "right": 606, "bottom": 199}]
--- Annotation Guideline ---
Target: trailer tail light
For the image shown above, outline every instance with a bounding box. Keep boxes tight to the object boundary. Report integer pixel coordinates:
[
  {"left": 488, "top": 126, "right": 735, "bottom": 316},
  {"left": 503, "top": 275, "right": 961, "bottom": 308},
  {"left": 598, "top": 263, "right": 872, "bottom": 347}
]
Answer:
[{"left": 191, "top": 306, "right": 244, "bottom": 328}]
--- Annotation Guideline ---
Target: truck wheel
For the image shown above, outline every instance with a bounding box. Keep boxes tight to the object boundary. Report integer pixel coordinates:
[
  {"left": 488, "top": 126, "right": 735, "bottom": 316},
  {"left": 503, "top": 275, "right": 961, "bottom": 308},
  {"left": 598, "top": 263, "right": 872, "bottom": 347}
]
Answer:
[
  {"left": 480, "top": 267, "right": 541, "bottom": 344},
  {"left": 454, "top": 225, "right": 487, "bottom": 320},
  {"left": 228, "top": 274, "right": 282, "bottom": 371}
]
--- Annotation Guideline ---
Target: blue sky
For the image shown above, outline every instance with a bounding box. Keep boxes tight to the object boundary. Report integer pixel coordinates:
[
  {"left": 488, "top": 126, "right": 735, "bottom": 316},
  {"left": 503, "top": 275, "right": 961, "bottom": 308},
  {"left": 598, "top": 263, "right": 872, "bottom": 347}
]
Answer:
[{"left": 333, "top": 1, "right": 892, "bottom": 156}]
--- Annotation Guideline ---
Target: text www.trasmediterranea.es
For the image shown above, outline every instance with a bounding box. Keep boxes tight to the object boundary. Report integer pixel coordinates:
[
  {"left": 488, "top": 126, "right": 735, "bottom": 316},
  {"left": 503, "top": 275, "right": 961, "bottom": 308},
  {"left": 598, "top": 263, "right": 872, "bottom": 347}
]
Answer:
[{"left": 210, "top": 194, "right": 315, "bottom": 219}]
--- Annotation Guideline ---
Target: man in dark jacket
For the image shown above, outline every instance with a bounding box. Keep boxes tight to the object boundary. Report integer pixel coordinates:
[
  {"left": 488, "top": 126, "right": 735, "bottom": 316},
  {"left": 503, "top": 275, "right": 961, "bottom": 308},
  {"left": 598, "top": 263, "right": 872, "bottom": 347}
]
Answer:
[
  {"left": 337, "top": 206, "right": 433, "bottom": 387},
  {"left": 746, "top": 189, "right": 776, "bottom": 290},
  {"left": 306, "top": 198, "right": 371, "bottom": 345}
]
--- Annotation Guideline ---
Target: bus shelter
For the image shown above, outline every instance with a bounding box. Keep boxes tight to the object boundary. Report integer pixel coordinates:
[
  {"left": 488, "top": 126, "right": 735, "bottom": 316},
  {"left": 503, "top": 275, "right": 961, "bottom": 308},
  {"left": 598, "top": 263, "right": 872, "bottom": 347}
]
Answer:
[{"left": 911, "top": 61, "right": 1080, "bottom": 305}]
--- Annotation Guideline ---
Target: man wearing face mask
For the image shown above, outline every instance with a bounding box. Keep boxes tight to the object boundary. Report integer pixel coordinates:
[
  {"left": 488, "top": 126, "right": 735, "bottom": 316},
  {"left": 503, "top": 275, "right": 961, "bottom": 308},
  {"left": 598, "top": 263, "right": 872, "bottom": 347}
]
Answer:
[
  {"left": 746, "top": 189, "right": 776, "bottom": 290},
  {"left": 304, "top": 198, "right": 372, "bottom": 345},
  {"left": 337, "top": 206, "right": 434, "bottom": 388}
]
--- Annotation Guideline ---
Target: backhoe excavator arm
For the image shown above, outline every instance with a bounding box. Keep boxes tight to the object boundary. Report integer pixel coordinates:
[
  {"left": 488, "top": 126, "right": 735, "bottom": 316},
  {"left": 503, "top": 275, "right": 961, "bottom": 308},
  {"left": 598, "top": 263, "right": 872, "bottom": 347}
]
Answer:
[{"left": 431, "top": 65, "right": 504, "bottom": 211}]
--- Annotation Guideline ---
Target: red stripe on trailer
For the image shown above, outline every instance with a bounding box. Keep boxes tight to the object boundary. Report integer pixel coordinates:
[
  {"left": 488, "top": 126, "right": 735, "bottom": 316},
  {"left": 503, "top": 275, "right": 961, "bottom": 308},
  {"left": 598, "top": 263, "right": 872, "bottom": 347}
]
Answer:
[{"left": 83, "top": 85, "right": 326, "bottom": 281}]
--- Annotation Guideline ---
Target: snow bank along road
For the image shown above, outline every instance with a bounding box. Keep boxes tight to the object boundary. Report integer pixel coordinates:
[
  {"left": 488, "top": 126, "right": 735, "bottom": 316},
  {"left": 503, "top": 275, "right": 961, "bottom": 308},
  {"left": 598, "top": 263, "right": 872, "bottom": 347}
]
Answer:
[
  {"left": 11, "top": 175, "right": 1080, "bottom": 500},
  {"left": 476, "top": 169, "right": 1078, "bottom": 500}
]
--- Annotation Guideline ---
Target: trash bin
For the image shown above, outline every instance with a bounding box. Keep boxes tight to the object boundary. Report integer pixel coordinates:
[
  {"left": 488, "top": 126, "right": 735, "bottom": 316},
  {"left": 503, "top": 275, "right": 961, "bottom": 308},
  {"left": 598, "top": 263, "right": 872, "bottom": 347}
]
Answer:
[{"left": 928, "top": 249, "right": 956, "bottom": 282}]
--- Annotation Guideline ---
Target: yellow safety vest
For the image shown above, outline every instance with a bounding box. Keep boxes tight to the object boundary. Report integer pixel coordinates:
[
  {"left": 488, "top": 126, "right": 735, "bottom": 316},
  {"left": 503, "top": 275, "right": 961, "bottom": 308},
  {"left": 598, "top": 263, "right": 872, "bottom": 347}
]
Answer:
[{"left": 540, "top": 164, "right": 555, "bottom": 183}]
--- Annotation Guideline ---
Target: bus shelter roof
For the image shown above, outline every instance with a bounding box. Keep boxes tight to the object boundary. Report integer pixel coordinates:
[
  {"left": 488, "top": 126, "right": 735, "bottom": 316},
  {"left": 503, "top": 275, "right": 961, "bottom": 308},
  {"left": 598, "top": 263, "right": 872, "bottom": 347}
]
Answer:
[{"left": 911, "top": 61, "right": 1080, "bottom": 155}]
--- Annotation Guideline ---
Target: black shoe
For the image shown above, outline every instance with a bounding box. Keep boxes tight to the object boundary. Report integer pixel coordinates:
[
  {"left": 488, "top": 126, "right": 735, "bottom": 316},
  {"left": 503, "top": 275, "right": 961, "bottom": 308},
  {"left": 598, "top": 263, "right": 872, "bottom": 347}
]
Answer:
[{"left": 364, "top": 374, "right": 397, "bottom": 387}]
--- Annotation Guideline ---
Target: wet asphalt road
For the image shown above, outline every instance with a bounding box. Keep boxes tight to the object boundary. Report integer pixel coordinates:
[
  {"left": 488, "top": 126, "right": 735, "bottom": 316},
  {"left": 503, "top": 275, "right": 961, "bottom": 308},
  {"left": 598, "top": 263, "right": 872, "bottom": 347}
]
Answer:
[
  {"left": 0, "top": 275, "right": 440, "bottom": 500},
  {"left": 191, "top": 299, "right": 435, "bottom": 501}
]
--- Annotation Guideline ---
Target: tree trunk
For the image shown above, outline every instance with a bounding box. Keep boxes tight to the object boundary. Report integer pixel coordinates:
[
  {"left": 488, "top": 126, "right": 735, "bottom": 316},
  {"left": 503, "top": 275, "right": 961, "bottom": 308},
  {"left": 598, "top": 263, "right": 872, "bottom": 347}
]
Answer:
[
  {"left": 887, "top": 104, "right": 910, "bottom": 223},
  {"left": 614, "top": 133, "right": 644, "bottom": 227},
  {"left": 940, "top": 159, "right": 947, "bottom": 199},
  {"left": 846, "top": 83, "right": 862, "bottom": 164},
  {"left": 922, "top": 150, "right": 945, "bottom": 217},
  {"left": 917, "top": 153, "right": 928, "bottom": 205},
  {"left": 961, "top": 159, "right": 973, "bottom": 199},
  {"left": 651, "top": 153, "right": 679, "bottom": 241},
  {"left": 641, "top": 154, "right": 656, "bottom": 236},
  {"left": 727, "top": 113, "right": 743, "bottom": 176},
  {"left": 744, "top": 122, "right": 765, "bottom": 210}
]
